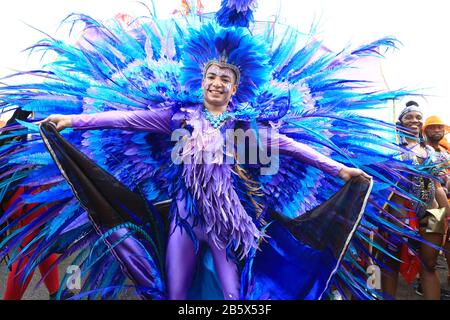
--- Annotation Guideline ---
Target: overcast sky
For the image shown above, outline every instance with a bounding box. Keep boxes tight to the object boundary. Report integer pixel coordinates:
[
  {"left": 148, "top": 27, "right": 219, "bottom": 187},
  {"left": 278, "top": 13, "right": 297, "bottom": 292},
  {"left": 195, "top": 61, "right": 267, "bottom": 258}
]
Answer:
[{"left": 1, "top": 0, "right": 448, "bottom": 122}]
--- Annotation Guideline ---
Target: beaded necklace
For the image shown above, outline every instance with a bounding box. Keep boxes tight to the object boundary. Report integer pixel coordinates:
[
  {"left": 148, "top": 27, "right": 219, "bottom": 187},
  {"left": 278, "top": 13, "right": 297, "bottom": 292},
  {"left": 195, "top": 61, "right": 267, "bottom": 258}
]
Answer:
[{"left": 203, "top": 106, "right": 232, "bottom": 128}]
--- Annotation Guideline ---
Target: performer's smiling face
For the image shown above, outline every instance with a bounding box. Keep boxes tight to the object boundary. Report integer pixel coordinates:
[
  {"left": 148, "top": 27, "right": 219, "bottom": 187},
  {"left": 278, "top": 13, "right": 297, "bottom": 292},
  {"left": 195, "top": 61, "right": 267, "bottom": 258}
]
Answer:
[
  {"left": 401, "top": 111, "right": 423, "bottom": 137},
  {"left": 202, "top": 64, "right": 238, "bottom": 107}
]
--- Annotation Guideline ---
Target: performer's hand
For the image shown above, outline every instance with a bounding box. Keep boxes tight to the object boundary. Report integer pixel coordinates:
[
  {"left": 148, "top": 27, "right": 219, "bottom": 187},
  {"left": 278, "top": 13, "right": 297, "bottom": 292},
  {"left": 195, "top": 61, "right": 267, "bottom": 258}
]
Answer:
[
  {"left": 338, "top": 166, "right": 371, "bottom": 182},
  {"left": 38, "top": 114, "right": 72, "bottom": 131}
]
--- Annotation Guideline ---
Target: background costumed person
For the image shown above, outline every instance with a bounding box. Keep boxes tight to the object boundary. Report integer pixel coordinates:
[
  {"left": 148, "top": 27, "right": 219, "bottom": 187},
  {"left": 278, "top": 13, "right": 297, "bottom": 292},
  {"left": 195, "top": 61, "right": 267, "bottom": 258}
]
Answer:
[
  {"left": 423, "top": 115, "right": 450, "bottom": 297},
  {"left": 380, "top": 103, "right": 450, "bottom": 299}
]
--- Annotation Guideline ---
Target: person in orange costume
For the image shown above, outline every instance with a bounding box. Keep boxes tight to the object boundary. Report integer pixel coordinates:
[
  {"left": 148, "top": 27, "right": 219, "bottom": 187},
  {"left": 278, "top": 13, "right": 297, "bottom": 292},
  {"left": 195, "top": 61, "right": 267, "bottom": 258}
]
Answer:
[{"left": 423, "top": 115, "right": 450, "bottom": 289}]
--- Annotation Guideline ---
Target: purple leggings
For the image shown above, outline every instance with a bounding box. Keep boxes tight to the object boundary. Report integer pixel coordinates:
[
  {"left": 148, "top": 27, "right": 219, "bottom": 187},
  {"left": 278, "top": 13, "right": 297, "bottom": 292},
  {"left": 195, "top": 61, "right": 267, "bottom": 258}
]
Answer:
[
  {"left": 165, "top": 196, "right": 240, "bottom": 300},
  {"left": 104, "top": 198, "right": 241, "bottom": 300},
  {"left": 165, "top": 217, "right": 240, "bottom": 299}
]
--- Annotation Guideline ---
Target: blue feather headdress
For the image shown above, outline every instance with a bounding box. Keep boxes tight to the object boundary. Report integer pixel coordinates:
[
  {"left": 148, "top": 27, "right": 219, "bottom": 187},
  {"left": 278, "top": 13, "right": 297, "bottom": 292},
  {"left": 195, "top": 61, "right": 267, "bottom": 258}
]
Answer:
[{"left": 180, "top": 23, "right": 270, "bottom": 103}]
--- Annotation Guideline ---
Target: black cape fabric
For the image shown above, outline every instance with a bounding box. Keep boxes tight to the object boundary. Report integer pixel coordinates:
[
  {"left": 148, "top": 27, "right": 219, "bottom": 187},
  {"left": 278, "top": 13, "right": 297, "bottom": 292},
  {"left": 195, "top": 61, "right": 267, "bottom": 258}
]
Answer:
[{"left": 243, "top": 174, "right": 372, "bottom": 299}]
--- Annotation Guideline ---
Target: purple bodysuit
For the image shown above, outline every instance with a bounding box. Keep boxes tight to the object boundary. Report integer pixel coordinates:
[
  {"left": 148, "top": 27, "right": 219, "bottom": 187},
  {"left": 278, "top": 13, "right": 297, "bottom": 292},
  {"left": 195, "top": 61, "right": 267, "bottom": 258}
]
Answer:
[{"left": 70, "top": 106, "right": 344, "bottom": 299}]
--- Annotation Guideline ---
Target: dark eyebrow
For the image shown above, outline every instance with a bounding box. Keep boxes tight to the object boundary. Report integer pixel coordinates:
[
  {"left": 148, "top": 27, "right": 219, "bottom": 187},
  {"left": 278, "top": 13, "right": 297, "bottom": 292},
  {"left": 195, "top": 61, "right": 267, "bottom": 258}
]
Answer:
[{"left": 206, "top": 72, "right": 232, "bottom": 80}]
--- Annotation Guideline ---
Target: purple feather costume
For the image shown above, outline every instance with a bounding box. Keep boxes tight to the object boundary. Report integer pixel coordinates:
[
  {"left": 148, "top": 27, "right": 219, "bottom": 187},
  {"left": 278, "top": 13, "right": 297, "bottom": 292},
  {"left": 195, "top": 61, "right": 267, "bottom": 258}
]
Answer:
[{"left": 69, "top": 104, "right": 346, "bottom": 299}]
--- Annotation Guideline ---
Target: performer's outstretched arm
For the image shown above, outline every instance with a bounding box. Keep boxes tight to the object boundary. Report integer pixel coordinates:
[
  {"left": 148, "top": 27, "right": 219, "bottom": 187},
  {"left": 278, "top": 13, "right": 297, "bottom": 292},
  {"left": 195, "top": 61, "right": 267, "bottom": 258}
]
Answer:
[
  {"left": 39, "top": 108, "right": 174, "bottom": 134},
  {"left": 277, "top": 133, "right": 345, "bottom": 176},
  {"left": 258, "top": 126, "right": 370, "bottom": 181}
]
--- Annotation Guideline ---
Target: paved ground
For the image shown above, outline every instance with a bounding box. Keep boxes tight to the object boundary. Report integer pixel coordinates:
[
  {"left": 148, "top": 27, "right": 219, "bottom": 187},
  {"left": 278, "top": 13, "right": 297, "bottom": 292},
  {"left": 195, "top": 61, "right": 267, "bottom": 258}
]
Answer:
[
  {"left": 0, "top": 257, "right": 73, "bottom": 300},
  {"left": 1, "top": 254, "right": 449, "bottom": 300}
]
